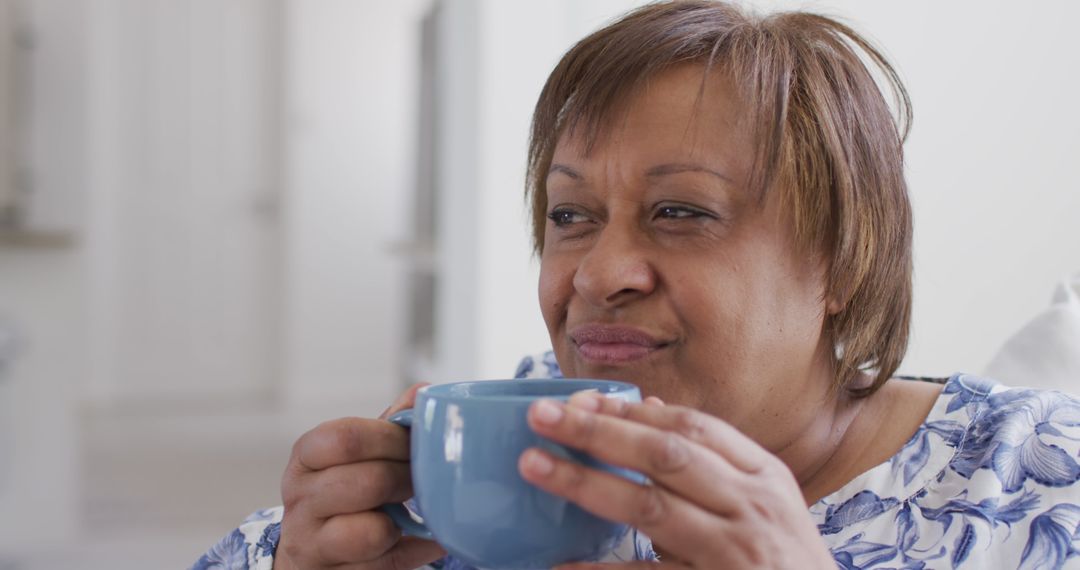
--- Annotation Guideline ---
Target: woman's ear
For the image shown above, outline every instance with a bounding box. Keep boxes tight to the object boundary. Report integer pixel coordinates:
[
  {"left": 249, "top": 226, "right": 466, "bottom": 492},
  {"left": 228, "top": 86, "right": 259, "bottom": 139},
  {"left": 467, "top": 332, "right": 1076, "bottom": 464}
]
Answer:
[
  {"left": 826, "top": 295, "right": 845, "bottom": 316},
  {"left": 824, "top": 281, "right": 850, "bottom": 316}
]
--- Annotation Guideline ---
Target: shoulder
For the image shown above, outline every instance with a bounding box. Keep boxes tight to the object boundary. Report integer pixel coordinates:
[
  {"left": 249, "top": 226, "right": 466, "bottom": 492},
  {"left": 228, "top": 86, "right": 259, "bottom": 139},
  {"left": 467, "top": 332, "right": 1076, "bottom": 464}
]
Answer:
[
  {"left": 823, "top": 375, "right": 1080, "bottom": 568},
  {"left": 943, "top": 374, "right": 1080, "bottom": 493},
  {"left": 920, "top": 375, "right": 1080, "bottom": 568}
]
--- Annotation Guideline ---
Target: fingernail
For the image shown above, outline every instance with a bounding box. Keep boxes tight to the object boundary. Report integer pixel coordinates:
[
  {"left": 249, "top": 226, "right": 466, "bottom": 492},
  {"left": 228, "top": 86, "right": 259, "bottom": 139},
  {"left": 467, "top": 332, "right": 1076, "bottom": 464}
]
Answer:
[
  {"left": 644, "top": 396, "right": 665, "bottom": 406},
  {"left": 533, "top": 399, "right": 564, "bottom": 425},
  {"left": 568, "top": 391, "right": 601, "bottom": 411},
  {"left": 523, "top": 449, "right": 555, "bottom": 476}
]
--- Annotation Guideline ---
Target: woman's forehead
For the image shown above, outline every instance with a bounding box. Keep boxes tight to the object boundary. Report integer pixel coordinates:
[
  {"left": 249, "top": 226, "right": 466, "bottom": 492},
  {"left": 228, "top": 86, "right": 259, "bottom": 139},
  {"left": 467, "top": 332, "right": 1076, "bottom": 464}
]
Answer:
[{"left": 550, "top": 65, "right": 753, "bottom": 179}]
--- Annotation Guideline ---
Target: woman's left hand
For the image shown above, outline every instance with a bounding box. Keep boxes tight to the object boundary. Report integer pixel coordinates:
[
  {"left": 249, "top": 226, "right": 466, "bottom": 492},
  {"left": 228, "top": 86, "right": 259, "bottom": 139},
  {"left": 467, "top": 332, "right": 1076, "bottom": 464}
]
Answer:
[{"left": 517, "top": 392, "right": 836, "bottom": 569}]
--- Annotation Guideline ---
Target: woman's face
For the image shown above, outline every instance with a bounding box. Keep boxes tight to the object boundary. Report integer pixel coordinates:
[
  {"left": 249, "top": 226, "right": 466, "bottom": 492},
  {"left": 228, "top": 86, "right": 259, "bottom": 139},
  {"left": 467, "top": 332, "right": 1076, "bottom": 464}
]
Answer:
[{"left": 539, "top": 65, "right": 835, "bottom": 444}]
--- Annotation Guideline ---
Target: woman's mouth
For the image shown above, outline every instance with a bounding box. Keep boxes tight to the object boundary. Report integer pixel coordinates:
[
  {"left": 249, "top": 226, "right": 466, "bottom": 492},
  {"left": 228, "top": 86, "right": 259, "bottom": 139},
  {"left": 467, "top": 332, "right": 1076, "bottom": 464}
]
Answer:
[{"left": 569, "top": 324, "right": 669, "bottom": 364}]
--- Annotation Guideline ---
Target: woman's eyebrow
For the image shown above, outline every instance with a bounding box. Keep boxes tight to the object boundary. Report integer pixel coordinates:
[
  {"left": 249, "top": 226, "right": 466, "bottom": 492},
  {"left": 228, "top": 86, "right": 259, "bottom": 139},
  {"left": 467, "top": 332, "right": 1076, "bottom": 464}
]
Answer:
[
  {"left": 547, "top": 164, "right": 583, "bottom": 180},
  {"left": 646, "top": 163, "right": 733, "bottom": 184},
  {"left": 547, "top": 162, "right": 732, "bottom": 184}
]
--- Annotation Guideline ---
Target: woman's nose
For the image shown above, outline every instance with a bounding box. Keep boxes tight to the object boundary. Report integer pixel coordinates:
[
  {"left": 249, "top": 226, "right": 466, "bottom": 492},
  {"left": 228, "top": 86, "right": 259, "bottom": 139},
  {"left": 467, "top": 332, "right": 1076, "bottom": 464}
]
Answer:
[{"left": 571, "top": 226, "right": 657, "bottom": 308}]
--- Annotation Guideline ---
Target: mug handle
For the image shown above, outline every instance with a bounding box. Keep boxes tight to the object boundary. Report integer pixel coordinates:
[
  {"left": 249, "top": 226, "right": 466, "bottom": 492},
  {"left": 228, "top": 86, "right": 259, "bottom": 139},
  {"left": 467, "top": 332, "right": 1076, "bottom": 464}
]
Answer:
[{"left": 381, "top": 409, "right": 435, "bottom": 540}]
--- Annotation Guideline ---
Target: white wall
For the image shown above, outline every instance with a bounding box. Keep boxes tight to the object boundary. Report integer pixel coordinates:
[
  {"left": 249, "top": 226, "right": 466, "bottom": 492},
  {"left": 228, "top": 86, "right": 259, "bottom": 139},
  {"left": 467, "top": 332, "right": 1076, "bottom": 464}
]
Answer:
[
  {"left": 432, "top": 0, "right": 561, "bottom": 383},
  {"left": 436, "top": 0, "right": 1080, "bottom": 382},
  {"left": 281, "top": 0, "right": 430, "bottom": 410}
]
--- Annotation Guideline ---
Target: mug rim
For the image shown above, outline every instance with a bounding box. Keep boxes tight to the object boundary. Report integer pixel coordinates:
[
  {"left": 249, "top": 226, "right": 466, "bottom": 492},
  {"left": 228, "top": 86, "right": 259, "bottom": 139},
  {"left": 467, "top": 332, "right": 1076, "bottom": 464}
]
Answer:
[{"left": 418, "top": 378, "right": 640, "bottom": 402}]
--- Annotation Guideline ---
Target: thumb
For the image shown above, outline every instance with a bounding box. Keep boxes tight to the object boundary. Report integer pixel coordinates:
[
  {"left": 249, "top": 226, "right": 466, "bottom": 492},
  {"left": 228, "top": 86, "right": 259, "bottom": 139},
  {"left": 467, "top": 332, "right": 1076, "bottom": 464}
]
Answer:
[{"left": 379, "top": 383, "right": 429, "bottom": 420}]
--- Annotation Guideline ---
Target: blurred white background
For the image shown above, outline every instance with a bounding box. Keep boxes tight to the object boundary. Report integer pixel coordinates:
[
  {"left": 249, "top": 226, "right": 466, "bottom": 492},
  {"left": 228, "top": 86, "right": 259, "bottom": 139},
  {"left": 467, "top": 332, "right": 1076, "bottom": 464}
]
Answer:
[{"left": 0, "top": 0, "right": 1076, "bottom": 567}]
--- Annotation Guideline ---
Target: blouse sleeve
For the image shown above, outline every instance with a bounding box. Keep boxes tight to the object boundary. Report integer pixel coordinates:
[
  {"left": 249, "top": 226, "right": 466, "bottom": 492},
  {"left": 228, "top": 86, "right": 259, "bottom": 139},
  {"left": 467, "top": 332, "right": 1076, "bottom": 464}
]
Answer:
[
  {"left": 191, "top": 507, "right": 282, "bottom": 570},
  {"left": 190, "top": 506, "right": 448, "bottom": 569}
]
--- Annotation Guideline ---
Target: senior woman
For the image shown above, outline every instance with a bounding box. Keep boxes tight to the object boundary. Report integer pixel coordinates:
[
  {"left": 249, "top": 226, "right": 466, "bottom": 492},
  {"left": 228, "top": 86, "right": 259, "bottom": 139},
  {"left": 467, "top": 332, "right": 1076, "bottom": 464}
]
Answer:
[{"left": 196, "top": 2, "right": 1080, "bottom": 569}]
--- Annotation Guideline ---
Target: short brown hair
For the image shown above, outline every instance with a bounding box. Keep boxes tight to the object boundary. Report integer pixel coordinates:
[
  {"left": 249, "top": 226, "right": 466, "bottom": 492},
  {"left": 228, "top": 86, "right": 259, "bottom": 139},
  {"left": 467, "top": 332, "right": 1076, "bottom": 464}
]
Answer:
[{"left": 526, "top": 0, "right": 913, "bottom": 395}]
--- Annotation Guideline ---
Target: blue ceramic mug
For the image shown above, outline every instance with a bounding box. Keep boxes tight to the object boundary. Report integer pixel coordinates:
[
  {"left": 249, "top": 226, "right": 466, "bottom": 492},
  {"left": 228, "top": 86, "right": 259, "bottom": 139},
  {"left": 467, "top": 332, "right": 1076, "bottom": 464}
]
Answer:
[{"left": 384, "top": 378, "right": 643, "bottom": 569}]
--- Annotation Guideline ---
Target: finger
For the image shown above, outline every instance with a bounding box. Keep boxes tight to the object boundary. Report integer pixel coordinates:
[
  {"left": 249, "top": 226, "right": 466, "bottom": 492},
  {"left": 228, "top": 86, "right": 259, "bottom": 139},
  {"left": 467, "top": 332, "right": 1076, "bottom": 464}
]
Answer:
[
  {"left": 316, "top": 510, "right": 401, "bottom": 564},
  {"left": 302, "top": 460, "right": 413, "bottom": 518},
  {"left": 566, "top": 392, "right": 662, "bottom": 415},
  {"left": 568, "top": 391, "right": 632, "bottom": 416},
  {"left": 528, "top": 399, "right": 745, "bottom": 513},
  {"left": 293, "top": 417, "right": 411, "bottom": 471},
  {"left": 379, "top": 383, "right": 430, "bottom": 420},
  {"left": 519, "top": 448, "right": 719, "bottom": 560},
  {"left": 565, "top": 394, "right": 771, "bottom": 473}
]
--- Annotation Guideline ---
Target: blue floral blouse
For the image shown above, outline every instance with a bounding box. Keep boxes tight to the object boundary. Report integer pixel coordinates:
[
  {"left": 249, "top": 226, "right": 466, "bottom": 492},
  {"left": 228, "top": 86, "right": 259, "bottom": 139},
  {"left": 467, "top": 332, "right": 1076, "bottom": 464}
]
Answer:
[{"left": 193, "top": 355, "right": 1080, "bottom": 569}]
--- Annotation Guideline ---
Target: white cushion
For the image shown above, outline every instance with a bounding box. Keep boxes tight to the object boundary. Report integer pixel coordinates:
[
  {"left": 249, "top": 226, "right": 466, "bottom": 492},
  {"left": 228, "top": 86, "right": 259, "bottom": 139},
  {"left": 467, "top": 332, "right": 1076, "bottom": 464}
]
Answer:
[{"left": 985, "top": 273, "right": 1080, "bottom": 394}]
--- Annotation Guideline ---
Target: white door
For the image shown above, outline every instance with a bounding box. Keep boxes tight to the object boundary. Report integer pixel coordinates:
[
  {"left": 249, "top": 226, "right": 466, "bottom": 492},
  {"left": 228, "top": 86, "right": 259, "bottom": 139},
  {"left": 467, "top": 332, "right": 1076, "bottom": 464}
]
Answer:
[{"left": 88, "top": 0, "right": 281, "bottom": 404}]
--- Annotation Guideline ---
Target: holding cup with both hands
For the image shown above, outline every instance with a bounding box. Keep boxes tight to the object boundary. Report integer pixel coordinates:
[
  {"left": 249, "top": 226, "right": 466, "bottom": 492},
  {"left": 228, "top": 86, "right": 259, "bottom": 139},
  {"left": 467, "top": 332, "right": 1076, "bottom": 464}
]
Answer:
[
  {"left": 275, "top": 379, "right": 647, "bottom": 570},
  {"left": 274, "top": 377, "right": 834, "bottom": 570}
]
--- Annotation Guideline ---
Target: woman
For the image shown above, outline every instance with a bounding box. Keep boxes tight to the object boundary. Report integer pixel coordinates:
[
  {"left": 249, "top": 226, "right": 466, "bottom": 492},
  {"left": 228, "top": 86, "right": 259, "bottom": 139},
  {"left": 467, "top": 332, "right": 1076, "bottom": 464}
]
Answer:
[{"left": 196, "top": 2, "right": 1080, "bottom": 569}]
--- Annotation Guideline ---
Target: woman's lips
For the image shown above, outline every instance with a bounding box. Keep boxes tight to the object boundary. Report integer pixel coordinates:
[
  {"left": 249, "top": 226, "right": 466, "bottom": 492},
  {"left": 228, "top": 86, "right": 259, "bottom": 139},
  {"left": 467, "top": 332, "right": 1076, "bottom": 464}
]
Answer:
[{"left": 569, "top": 325, "right": 668, "bottom": 364}]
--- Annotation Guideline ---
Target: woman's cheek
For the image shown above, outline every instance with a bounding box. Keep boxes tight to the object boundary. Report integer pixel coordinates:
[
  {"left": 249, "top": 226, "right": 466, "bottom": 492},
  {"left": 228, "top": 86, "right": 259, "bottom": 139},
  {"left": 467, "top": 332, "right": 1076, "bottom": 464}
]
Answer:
[{"left": 538, "top": 257, "right": 574, "bottom": 317}]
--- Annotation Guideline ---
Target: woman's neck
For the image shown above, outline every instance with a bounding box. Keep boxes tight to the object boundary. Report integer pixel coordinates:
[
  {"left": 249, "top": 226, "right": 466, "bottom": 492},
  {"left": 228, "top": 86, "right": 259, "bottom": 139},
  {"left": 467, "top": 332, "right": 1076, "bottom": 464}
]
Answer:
[{"left": 779, "top": 375, "right": 943, "bottom": 505}]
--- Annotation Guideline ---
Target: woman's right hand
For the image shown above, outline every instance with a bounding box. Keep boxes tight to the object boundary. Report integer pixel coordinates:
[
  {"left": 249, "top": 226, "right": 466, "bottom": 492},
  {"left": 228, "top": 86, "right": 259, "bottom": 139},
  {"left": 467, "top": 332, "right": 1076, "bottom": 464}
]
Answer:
[{"left": 274, "top": 384, "right": 446, "bottom": 570}]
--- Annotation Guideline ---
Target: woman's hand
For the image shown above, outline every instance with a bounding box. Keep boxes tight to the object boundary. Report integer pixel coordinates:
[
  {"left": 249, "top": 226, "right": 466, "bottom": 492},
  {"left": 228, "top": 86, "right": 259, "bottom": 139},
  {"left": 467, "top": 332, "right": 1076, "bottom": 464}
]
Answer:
[
  {"left": 274, "top": 385, "right": 446, "bottom": 570},
  {"left": 518, "top": 392, "right": 836, "bottom": 569}
]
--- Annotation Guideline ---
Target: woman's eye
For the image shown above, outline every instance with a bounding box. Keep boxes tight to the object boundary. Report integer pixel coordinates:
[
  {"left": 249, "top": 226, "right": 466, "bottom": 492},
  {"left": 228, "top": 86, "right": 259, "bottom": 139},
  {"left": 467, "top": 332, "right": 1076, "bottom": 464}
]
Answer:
[
  {"left": 655, "top": 205, "right": 709, "bottom": 220},
  {"left": 547, "top": 209, "right": 589, "bottom": 227}
]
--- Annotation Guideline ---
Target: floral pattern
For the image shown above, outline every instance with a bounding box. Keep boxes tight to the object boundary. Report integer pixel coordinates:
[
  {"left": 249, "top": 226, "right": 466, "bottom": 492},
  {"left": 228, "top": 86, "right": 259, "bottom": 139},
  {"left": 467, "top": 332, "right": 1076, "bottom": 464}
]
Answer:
[
  {"left": 194, "top": 357, "right": 1080, "bottom": 569},
  {"left": 193, "top": 508, "right": 282, "bottom": 570},
  {"left": 192, "top": 528, "right": 248, "bottom": 570},
  {"left": 813, "top": 374, "right": 1080, "bottom": 569}
]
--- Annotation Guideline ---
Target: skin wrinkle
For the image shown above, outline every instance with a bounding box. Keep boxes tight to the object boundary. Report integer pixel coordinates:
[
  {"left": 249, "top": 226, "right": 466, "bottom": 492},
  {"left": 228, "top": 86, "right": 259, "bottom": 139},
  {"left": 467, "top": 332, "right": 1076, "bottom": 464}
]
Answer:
[
  {"left": 651, "top": 432, "right": 693, "bottom": 474},
  {"left": 637, "top": 483, "right": 670, "bottom": 527},
  {"left": 774, "top": 384, "right": 862, "bottom": 500}
]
